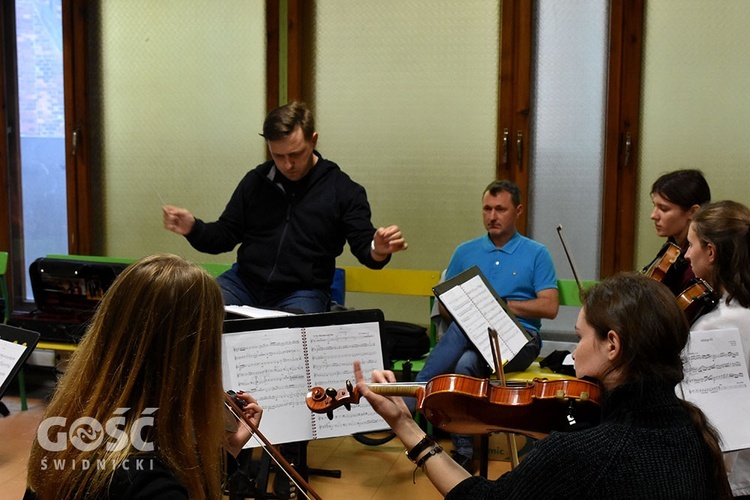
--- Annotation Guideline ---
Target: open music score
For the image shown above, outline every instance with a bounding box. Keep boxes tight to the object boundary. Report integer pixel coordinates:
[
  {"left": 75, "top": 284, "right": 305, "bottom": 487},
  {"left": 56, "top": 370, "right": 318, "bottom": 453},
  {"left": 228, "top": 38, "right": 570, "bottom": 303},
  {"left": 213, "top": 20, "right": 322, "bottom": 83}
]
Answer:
[
  {"left": 0, "top": 324, "right": 40, "bottom": 401},
  {"left": 222, "top": 310, "right": 387, "bottom": 447},
  {"left": 433, "top": 266, "right": 530, "bottom": 369},
  {"left": 679, "top": 327, "right": 750, "bottom": 452}
]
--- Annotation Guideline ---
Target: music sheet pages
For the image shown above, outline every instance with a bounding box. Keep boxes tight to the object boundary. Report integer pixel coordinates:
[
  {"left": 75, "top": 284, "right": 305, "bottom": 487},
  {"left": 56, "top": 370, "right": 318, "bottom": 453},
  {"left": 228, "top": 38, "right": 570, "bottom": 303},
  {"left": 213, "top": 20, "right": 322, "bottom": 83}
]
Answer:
[
  {"left": 224, "top": 305, "right": 294, "bottom": 318},
  {"left": 222, "top": 321, "right": 386, "bottom": 447},
  {"left": 438, "top": 273, "right": 529, "bottom": 367},
  {"left": 0, "top": 338, "right": 26, "bottom": 388},
  {"left": 679, "top": 327, "right": 750, "bottom": 452}
]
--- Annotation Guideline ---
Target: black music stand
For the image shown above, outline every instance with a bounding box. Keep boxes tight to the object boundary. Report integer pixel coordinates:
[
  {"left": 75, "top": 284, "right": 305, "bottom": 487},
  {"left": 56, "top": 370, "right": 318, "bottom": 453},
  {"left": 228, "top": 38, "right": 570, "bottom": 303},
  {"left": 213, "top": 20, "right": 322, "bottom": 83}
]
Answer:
[{"left": 0, "top": 324, "right": 41, "bottom": 416}]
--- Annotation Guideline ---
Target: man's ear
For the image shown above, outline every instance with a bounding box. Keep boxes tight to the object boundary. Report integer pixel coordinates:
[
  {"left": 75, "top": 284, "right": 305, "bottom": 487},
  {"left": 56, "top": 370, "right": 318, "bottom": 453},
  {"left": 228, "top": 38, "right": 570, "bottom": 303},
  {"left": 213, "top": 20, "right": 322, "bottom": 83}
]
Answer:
[
  {"left": 311, "top": 131, "right": 319, "bottom": 148},
  {"left": 606, "top": 329, "right": 621, "bottom": 362},
  {"left": 515, "top": 203, "right": 524, "bottom": 218}
]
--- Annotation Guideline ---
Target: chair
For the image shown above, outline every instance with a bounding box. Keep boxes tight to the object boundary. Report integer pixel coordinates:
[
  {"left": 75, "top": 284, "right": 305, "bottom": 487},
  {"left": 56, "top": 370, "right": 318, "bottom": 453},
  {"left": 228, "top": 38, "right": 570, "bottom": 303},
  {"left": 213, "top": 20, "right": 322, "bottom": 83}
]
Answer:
[{"left": 0, "top": 251, "right": 25, "bottom": 414}]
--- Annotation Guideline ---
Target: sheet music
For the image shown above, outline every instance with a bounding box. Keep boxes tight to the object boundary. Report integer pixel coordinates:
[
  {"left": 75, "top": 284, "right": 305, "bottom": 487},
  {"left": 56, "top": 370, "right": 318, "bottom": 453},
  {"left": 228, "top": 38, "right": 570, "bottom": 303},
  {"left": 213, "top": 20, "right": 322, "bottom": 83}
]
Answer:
[
  {"left": 680, "top": 328, "right": 750, "bottom": 452},
  {"left": 0, "top": 338, "right": 27, "bottom": 387},
  {"left": 439, "top": 274, "right": 529, "bottom": 367},
  {"left": 305, "top": 323, "right": 388, "bottom": 438},
  {"left": 223, "top": 328, "right": 312, "bottom": 445},
  {"left": 224, "top": 305, "right": 294, "bottom": 318},
  {"left": 221, "top": 321, "right": 385, "bottom": 447}
]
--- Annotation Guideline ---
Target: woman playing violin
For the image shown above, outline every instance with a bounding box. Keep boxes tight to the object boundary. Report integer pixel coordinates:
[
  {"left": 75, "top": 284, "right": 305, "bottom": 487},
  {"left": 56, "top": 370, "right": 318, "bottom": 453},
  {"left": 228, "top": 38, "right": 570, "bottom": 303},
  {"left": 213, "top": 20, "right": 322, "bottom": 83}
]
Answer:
[
  {"left": 645, "top": 169, "right": 711, "bottom": 295},
  {"left": 686, "top": 200, "right": 750, "bottom": 497},
  {"left": 25, "top": 254, "right": 263, "bottom": 499},
  {"left": 355, "top": 273, "right": 730, "bottom": 499}
]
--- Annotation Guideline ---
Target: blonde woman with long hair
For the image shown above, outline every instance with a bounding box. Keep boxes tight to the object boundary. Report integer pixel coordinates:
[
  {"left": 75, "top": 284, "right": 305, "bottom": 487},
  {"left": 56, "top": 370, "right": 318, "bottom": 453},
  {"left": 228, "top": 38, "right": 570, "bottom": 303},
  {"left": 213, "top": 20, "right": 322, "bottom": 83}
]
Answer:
[{"left": 25, "top": 254, "right": 261, "bottom": 499}]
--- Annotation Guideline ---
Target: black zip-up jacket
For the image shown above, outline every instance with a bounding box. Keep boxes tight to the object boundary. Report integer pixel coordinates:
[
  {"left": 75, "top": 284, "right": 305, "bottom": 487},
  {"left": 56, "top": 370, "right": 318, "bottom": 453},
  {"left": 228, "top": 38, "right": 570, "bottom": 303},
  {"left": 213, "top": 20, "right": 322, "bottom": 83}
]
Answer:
[{"left": 186, "top": 152, "right": 389, "bottom": 304}]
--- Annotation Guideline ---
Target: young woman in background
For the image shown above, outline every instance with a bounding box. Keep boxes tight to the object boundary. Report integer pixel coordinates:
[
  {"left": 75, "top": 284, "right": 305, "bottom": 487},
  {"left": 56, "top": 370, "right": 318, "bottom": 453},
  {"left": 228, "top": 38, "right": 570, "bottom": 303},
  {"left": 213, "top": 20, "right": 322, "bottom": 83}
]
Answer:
[
  {"left": 686, "top": 200, "right": 750, "bottom": 497},
  {"left": 644, "top": 169, "right": 711, "bottom": 295}
]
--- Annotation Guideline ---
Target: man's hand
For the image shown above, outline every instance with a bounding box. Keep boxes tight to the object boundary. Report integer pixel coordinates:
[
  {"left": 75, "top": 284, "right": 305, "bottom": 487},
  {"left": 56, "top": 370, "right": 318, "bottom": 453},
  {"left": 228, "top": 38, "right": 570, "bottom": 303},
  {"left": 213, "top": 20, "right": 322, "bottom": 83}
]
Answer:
[
  {"left": 371, "top": 225, "right": 408, "bottom": 261},
  {"left": 163, "top": 205, "right": 196, "bottom": 236}
]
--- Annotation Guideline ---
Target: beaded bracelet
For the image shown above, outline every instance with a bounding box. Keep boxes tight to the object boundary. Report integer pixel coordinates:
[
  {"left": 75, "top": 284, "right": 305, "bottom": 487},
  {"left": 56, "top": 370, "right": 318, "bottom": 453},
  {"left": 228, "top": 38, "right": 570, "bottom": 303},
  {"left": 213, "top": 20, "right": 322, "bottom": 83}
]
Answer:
[
  {"left": 412, "top": 444, "right": 443, "bottom": 483},
  {"left": 405, "top": 435, "right": 436, "bottom": 462}
]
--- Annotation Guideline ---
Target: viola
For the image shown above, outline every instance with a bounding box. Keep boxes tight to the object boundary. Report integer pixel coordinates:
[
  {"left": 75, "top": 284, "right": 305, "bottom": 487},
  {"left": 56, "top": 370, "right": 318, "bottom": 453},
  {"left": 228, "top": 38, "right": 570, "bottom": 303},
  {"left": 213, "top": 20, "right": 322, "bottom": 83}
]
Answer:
[
  {"left": 642, "top": 241, "right": 682, "bottom": 282},
  {"left": 306, "top": 375, "right": 602, "bottom": 439},
  {"left": 676, "top": 278, "right": 719, "bottom": 325}
]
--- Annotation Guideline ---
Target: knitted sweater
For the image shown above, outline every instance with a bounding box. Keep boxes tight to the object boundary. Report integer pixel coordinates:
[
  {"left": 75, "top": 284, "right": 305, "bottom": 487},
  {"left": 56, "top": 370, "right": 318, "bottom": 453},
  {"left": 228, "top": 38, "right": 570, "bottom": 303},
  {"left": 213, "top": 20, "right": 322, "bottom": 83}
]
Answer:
[{"left": 446, "top": 382, "right": 720, "bottom": 499}]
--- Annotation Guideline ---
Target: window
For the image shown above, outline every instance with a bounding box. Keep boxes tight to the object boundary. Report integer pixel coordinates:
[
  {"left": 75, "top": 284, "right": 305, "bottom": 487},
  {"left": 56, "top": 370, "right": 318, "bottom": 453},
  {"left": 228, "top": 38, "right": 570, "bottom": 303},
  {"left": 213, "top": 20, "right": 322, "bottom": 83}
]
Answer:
[{"left": 15, "top": 0, "right": 68, "bottom": 299}]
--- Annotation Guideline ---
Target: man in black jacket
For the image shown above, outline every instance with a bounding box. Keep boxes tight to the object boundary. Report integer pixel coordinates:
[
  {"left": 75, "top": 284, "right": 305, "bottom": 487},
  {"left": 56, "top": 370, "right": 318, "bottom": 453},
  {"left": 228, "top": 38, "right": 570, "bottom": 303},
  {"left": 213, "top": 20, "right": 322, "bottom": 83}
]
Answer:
[{"left": 164, "top": 101, "right": 407, "bottom": 313}]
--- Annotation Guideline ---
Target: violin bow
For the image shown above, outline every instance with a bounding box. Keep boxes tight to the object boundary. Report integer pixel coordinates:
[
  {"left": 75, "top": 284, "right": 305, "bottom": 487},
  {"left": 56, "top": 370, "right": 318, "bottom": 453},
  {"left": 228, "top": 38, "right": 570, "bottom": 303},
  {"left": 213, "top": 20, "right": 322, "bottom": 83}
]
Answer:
[
  {"left": 556, "top": 225, "right": 584, "bottom": 296},
  {"left": 488, "top": 327, "right": 506, "bottom": 387},
  {"left": 487, "top": 327, "right": 520, "bottom": 468},
  {"left": 223, "top": 392, "right": 322, "bottom": 500}
]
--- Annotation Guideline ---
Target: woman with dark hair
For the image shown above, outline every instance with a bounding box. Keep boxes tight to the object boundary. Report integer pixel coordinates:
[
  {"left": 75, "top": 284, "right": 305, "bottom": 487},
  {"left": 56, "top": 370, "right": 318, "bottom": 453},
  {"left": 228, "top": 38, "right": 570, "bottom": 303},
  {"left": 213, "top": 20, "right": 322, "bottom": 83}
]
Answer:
[
  {"left": 686, "top": 200, "right": 750, "bottom": 497},
  {"left": 25, "top": 254, "right": 262, "bottom": 499},
  {"left": 354, "top": 273, "right": 730, "bottom": 499},
  {"left": 644, "top": 169, "right": 711, "bottom": 295}
]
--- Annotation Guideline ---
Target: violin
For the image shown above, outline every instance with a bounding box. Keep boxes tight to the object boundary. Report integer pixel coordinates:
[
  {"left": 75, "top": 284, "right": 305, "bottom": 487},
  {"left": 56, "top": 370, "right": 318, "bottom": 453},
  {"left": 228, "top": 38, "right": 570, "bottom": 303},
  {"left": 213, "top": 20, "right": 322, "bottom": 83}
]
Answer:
[
  {"left": 306, "top": 375, "right": 602, "bottom": 440},
  {"left": 676, "top": 278, "right": 719, "bottom": 325},
  {"left": 642, "top": 242, "right": 682, "bottom": 282}
]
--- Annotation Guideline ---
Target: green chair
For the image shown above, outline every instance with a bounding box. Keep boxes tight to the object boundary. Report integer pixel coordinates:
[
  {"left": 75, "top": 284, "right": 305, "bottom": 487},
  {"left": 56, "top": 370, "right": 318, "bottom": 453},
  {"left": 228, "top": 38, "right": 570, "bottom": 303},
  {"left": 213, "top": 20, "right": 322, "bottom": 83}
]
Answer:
[
  {"left": 556, "top": 278, "right": 599, "bottom": 307},
  {"left": 1, "top": 251, "right": 30, "bottom": 411}
]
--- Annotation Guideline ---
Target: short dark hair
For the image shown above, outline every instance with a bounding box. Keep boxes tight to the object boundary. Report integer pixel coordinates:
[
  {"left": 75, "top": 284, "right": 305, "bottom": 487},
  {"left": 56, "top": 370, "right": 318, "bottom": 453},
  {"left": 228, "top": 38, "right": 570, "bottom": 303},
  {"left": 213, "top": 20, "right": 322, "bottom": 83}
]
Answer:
[
  {"left": 650, "top": 169, "right": 710, "bottom": 210},
  {"left": 483, "top": 180, "right": 521, "bottom": 206},
  {"left": 261, "top": 101, "right": 315, "bottom": 141}
]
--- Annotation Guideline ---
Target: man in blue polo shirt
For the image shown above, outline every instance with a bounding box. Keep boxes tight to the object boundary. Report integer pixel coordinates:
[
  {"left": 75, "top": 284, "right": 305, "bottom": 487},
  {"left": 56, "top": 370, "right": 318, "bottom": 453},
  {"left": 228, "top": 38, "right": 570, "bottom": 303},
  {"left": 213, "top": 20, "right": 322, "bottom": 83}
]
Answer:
[{"left": 415, "top": 179, "right": 559, "bottom": 471}]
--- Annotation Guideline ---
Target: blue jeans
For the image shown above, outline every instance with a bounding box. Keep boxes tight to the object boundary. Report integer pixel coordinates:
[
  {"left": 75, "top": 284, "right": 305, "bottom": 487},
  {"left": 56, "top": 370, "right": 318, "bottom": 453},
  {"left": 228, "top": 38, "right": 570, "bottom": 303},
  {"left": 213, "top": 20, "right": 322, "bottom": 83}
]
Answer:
[
  {"left": 217, "top": 263, "right": 330, "bottom": 313},
  {"left": 413, "top": 321, "right": 541, "bottom": 458}
]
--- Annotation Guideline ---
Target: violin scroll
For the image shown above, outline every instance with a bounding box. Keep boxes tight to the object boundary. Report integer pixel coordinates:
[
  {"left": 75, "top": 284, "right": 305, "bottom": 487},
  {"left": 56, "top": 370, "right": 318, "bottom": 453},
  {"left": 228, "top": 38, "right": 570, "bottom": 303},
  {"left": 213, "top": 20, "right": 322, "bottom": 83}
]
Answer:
[{"left": 307, "top": 380, "right": 362, "bottom": 420}]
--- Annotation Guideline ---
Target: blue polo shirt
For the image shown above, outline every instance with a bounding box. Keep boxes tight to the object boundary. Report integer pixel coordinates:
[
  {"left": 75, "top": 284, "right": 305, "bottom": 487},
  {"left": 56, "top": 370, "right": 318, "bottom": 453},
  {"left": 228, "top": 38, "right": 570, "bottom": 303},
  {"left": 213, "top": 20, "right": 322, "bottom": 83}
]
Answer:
[{"left": 445, "top": 231, "right": 557, "bottom": 334}]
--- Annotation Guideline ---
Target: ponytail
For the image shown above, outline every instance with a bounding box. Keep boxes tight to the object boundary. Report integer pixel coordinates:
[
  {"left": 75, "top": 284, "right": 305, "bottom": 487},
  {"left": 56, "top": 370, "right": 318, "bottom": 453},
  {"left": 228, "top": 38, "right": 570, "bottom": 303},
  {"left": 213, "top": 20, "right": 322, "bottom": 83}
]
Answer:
[{"left": 679, "top": 399, "right": 732, "bottom": 498}]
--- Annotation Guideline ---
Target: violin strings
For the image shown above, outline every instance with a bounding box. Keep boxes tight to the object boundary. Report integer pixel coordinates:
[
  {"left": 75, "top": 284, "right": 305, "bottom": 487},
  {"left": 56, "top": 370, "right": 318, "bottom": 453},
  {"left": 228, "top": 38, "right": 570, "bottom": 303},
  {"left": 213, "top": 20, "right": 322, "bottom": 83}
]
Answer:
[{"left": 224, "top": 402, "right": 313, "bottom": 500}]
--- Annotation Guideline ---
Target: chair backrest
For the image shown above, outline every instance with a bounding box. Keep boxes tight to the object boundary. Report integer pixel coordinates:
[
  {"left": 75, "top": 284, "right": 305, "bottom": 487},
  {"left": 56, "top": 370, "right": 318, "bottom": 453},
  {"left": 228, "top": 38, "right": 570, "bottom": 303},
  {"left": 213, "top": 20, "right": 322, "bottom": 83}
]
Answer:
[
  {"left": 557, "top": 279, "right": 599, "bottom": 307},
  {"left": 337, "top": 266, "right": 442, "bottom": 347},
  {"left": 0, "top": 251, "right": 9, "bottom": 322},
  {"left": 339, "top": 266, "right": 441, "bottom": 297}
]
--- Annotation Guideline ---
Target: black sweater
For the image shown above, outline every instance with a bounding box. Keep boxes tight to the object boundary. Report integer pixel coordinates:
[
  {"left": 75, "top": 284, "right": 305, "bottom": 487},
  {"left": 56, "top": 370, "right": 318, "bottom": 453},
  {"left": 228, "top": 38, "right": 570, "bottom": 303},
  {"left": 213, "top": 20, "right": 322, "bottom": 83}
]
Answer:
[
  {"left": 186, "top": 153, "right": 388, "bottom": 304},
  {"left": 447, "top": 382, "right": 720, "bottom": 499}
]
